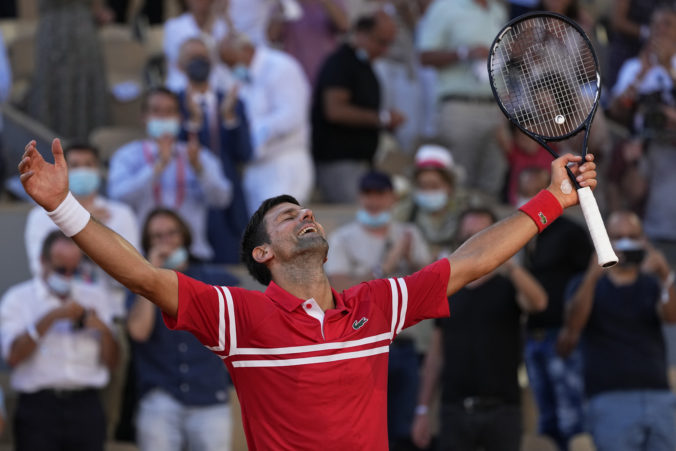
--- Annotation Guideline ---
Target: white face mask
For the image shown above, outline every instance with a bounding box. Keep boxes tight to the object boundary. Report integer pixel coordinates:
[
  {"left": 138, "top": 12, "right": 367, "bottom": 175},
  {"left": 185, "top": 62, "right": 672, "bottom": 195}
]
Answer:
[
  {"left": 414, "top": 189, "right": 448, "bottom": 212},
  {"left": 147, "top": 117, "right": 181, "bottom": 139},
  {"left": 162, "top": 247, "right": 189, "bottom": 270},
  {"left": 46, "top": 272, "right": 72, "bottom": 297}
]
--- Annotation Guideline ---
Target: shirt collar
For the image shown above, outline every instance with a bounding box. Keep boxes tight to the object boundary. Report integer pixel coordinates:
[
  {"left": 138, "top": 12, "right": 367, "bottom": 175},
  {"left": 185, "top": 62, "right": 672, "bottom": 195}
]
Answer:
[{"left": 265, "top": 281, "right": 348, "bottom": 313}]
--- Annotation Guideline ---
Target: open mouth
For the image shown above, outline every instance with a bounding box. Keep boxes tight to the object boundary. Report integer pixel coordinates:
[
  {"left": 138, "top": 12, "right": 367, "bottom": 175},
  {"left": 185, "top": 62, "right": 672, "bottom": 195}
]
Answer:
[{"left": 298, "top": 225, "right": 318, "bottom": 236}]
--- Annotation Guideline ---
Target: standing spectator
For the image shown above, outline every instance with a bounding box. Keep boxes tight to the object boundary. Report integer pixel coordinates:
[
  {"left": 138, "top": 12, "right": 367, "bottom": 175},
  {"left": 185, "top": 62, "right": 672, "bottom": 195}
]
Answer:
[
  {"left": 559, "top": 211, "right": 676, "bottom": 451},
  {"left": 164, "top": 0, "right": 231, "bottom": 92},
  {"left": 219, "top": 33, "right": 314, "bottom": 213},
  {"left": 0, "top": 29, "right": 10, "bottom": 196},
  {"left": 228, "top": 0, "right": 278, "bottom": 45},
  {"left": 312, "top": 10, "right": 405, "bottom": 203},
  {"left": 0, "top": 231, "right": 119, "bottom": 451},
  {"left": 394, "top": 144, "right": 467, "bottom": 258},
  {"left": 268, "top": 0, "right": 349, "bottom": 87},
  {"left": 108, "top": 87, "right": 232, "bottom": 261},
  {"left": 604, "top": 0, "right": 665, "bottom": 93},
  {"left": 25, "top": 142, "right": 140, "bottom": 317},
  {"left": 412, "top": 207, "right": 547, "bottom": 451},
  {"left": 418, "top": 0, "right": 507, "bottom": 198},
  {"left": 324, "top": 170, "right": 432, "bottom": 449},
  {"left": 29, "top": 0, "right": 110, "bottom": 140},
  {"left": 128, "top": 208, "right": 235, "bottom": 451},
  {"left": 374, "top": 0, "right": 430, "bottom": 153},
  {"left": 177, "top": 37, "right": 252, "bottom": 263},
  {"left": 520, "top": 166, "right": 591, "bottom": 450}
]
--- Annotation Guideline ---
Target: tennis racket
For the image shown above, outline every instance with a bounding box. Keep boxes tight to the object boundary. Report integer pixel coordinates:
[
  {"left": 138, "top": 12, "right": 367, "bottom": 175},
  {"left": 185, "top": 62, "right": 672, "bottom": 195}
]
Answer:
[{"left": 487, "top": 12, "right": 617, "bottom": 267}]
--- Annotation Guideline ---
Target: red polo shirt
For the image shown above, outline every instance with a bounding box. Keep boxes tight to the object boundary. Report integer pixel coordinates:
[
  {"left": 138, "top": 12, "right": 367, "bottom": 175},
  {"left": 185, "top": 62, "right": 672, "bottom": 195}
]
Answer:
[{"left": 164, "top": 259, "right": 450, "bottom": 450}]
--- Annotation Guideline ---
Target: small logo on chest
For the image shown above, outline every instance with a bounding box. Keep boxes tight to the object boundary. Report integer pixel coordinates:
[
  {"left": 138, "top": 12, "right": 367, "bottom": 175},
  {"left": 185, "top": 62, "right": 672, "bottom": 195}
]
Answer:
[{"left": 352, "top": 317, "right": 369, "bottom": 330}]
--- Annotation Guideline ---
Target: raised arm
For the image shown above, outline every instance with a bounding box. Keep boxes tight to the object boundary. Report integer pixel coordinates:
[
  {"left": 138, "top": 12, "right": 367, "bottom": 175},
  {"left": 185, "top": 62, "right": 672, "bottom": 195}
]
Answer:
[
  {"left": 446, "top": 154, "right": 597, "bottom": 297},
  {"left": 18, "top": 139, "right": 179, "bottom": 316}
]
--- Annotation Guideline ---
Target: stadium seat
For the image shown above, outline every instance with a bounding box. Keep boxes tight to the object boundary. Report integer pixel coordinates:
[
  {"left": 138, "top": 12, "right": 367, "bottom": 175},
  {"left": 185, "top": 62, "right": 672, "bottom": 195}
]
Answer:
[
  {"left": 7, "top": 32, "right": 35, "bottom": 106},
  {"left": 89, "top": 126, "right": 145, "bottom": 163}
]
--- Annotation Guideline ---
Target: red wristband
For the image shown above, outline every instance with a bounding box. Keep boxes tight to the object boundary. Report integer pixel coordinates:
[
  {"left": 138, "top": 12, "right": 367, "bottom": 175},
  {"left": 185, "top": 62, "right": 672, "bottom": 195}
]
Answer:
[{"left": 519, "top": 189, "right": 563, "bottom": 233}]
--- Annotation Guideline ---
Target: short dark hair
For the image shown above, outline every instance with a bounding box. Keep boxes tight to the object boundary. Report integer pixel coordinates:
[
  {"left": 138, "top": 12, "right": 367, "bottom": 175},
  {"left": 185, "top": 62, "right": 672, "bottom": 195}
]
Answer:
[
  {"left": 63, "top": 142, "right": 100, "bottom": 161},
  {"left": 40, "top": 230, "right": 71, "bottom": 262},
  {"left": 141, "top": 86, "right": 180, "bottom": 112},
  {"left": 141, "top": 208, "right": 193, "bottom": 255},
  {"left": 241, "top": 195, "right": 300, "bottom": 286}
]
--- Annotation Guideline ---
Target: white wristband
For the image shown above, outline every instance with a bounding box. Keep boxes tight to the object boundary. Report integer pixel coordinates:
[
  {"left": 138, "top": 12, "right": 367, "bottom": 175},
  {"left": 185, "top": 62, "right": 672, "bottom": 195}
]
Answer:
[{"left": 46, "top": 192, "right": 91, "bottom": 237}]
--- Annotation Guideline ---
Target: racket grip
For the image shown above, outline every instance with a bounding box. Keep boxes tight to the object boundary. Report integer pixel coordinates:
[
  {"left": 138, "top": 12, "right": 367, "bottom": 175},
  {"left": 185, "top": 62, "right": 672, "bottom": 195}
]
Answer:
[{"left": 577, "top": 186, "right": 618, "bottom": 267}]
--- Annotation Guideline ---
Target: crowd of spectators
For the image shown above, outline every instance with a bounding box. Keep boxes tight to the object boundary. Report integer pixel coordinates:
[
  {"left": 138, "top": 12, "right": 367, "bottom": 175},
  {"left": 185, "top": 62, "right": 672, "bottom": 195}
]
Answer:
[{"left": 0, "top": 0, "right": 675, "bottom": 450}]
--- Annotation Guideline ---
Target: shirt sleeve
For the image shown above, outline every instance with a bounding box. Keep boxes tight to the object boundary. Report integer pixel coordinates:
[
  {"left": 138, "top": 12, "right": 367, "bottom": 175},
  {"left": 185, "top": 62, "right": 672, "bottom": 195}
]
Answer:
[
  {"left": 107, "top": 142, "right": 155, "bottom": 204},
  {"left": 162, "top": 272, "right": 233, "bottom": 356},
  {"left": 0, "top": 288, "right": 28, "bottom": 359},
  {"left": 196, "top": 149, "right": 233, "bottom": 207},
  {"left": 372, "top": 259, "right": 450, "bottom": 339},
  {"left": 417, "top": 2, "right": 451, "bottom": 51}
]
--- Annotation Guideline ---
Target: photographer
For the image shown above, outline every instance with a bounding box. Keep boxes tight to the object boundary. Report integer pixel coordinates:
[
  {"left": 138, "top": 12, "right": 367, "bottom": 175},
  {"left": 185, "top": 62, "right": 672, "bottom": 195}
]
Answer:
[{"left": 557, "top": 211, "right": 676, "bottom": 451}]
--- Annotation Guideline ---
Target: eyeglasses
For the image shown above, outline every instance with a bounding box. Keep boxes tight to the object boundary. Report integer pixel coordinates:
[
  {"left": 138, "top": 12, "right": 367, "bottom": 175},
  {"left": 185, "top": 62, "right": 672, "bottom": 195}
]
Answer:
[
  {"left": 51, "top": 266, "right": 80, "bottom": 277},
  {"left": 149, "top": 229, "right": 182, "bottom": 242}
]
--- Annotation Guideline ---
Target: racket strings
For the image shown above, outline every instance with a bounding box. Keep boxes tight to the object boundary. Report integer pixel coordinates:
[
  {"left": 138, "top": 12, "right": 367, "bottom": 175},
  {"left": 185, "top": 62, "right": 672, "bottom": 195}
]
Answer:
[{"left": 490, "top": 16, "right": 598, "bottom": 139}]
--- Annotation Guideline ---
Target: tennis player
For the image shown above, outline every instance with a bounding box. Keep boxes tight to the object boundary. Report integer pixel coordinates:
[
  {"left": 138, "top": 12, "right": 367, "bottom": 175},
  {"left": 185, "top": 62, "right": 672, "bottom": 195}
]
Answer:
[{"left": 19, "top": 138, "right": 597, "bottom": 450}]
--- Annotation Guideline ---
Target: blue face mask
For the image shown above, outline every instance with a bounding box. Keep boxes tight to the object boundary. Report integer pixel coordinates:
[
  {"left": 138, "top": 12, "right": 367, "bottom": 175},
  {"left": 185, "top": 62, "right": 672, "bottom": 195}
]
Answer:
[
  {"left": 356, "top": 209, "right": 391, "bottom": 228},
  {"left": 69, "top": 168, "right": 101, "bottom": 197},
  {"left": 231, "top": 64, "right": 250, "bottom": 83},
  {"left": 147, "top": 117, "right": 180, "bottom": 139},
  {"left": 163, "top": 247, "right": 189, "bottom": 270},
  {"left": 414, "top": 190, "right": 448, "bottom": 212}
]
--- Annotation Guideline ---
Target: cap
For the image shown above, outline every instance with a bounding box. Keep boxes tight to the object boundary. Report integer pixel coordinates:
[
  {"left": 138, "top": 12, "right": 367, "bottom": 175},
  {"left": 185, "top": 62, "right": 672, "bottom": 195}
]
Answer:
[
  {"left": 359, "top": 170, "right": 393, "bottom": 192},
  {"left": 415, "top": 144, "right": 454, "bottom": 170}
]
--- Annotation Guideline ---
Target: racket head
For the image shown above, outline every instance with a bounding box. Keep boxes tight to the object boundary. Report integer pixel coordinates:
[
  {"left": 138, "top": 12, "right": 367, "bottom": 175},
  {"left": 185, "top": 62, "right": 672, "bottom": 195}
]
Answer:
[{"left": 488, "top": 12, "right": 601, "bottom": 143}]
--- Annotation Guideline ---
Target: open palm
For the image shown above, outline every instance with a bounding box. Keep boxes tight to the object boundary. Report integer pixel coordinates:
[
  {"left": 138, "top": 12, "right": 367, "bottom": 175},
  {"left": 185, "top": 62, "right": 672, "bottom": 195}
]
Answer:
[{"left": 18, "top": 139, "right": 69, "bottom": 211}]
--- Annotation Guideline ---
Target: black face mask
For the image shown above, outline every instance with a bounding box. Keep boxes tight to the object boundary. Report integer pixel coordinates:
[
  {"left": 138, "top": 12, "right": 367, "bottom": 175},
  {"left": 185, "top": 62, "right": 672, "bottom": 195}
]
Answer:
[{"left": 186, "top": 57, "right": 211, "bottom": 83}]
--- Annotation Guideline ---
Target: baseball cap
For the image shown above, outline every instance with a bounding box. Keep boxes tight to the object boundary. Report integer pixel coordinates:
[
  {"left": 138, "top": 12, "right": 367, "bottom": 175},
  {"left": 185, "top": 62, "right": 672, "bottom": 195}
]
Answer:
[
  {"left": 359, "top": 170, "right": 393, "bottom": 192},
  {"left": 415, "top": 144, "right": 454, "bottom": 170}
]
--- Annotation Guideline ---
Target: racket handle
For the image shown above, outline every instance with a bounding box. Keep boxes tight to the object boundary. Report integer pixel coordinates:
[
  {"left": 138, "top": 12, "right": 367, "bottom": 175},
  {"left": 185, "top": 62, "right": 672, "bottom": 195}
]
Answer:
[{"left": 577, "top": 186, "right": 618, "bottom": 267}]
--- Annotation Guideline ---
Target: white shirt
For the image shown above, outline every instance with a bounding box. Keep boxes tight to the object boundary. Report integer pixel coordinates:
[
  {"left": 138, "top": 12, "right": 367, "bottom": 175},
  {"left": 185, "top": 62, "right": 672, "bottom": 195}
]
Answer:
[
  {"left": 238, "top": 46, "right": 314, "bottom": 212},
  {"left": 107, "top": 140, "right": 232, "bottom": 260},
  {"left": 0, "top": 278, "right": 114, "bottom": 393},
  {"left": 229, "top": 0, "right": 277, "bottom": 45},
  {"left": 612, "top": 56, "right": 676, "bottom": 98},
  {"left": 24, "top": 197, "right": 140, "bottom": 317},
  {"left": 163, "top": 13, "right": 232, "bottom": 92}
]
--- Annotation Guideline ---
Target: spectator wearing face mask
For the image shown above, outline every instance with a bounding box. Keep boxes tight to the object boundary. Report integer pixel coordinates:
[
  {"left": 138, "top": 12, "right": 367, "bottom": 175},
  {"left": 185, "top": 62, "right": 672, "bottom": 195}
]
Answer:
[
  {"left": 127, "top": 208, "right": 236, "bottom": 451},
  {"left": 558, "top": 211, "right": 676, "bottom": 451},
  {"left": 324, "top": 170, "right": 432, "bottom": 449},
  {"left": 177, "top": 37, "right": 252, "bottom": 264},
  {"left": 0, "top": 231, "right": 118, "bottom": 451},
  {"left": 394, "top": 144, "right": 467, "bottom": 259},
  {"left": 25, "top": 142, "right": 140, "bottom": 318},
  {"left": 108, "top": 87, "right": 232, "bottom": 261}
]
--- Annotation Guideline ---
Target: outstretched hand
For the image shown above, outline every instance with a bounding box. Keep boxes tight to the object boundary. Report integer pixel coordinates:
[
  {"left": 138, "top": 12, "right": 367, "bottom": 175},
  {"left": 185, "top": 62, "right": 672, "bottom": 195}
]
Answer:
[
  {"left": 547, "top": 153, "right": 597, "bottom": 209},
  {"left": 18, "top": 139, "right": 69, "bottom": 211}
]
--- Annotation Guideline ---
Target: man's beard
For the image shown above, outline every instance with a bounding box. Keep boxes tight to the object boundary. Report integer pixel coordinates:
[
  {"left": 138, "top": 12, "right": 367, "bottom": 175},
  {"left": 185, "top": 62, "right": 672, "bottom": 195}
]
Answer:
[{"left": 295, "top": 234, "right": 329, "bottom": 259}]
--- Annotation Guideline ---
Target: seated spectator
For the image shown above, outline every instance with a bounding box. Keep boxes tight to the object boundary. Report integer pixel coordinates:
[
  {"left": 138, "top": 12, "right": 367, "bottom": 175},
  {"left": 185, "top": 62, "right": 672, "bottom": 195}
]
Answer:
[
  {"left": 324, "top": 170, "right": 432, "bottom": 449},
  {"left": 559, "top": 211, "right": 676, "bottom": 451},
  {"left": 127, "top": 208, "right": 236, "bottom": 451},
  {"left": 177, "top": 37, "right": 253, "bottom": 263},
  {"left": 394, "top": 144, "right": 467, "bottom": 258},
  {"left": 496, "top": 123, "right": 554, "bottom": 206},
  {"left": 219, "top": 32, "right": 313, "bottom": 214},
  {"left": 25, "top": 142, "right": 140, "bottom": 317},
  {"left": 268, "top": 0, "right": 349, "bottom": 87},
  {"left": 311, "top": 11, "right": 405, "bottom": 203},
  {"left": 108, "top": 87, "right": 232, "bottom": 261},
  {"left": 412, "top": 207, "right": 547, "bottom": 451},
  {"left": 0, "top": 29, "right": 10, "bottom": 196},
  {"left": 164, "top": 0, "right": 230, "bottom": 92},
  {"left": 0, "top": 231, "right": 119, "bottom": 451}
]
